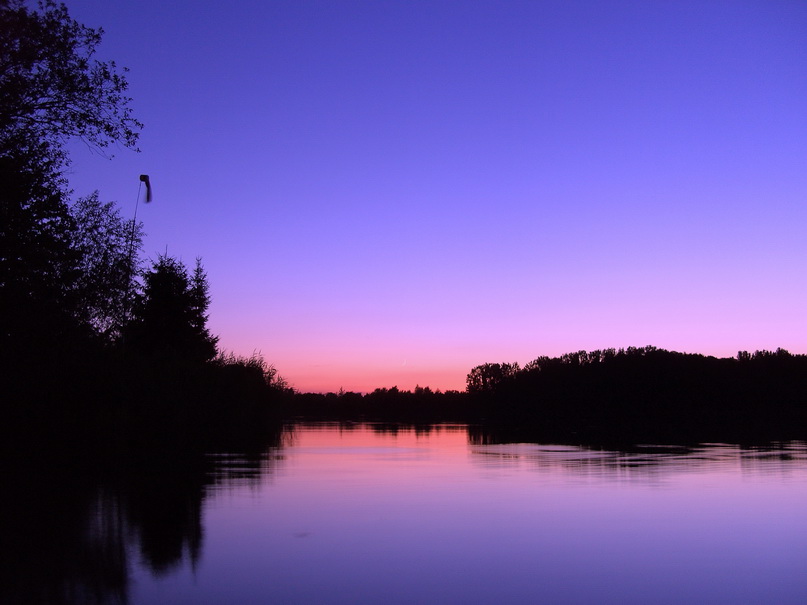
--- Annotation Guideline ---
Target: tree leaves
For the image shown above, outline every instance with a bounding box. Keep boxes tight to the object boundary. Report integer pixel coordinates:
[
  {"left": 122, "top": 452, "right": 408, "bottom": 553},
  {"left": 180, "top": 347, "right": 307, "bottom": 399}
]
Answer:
[
  {"left": 0, "top": 0, "right": 142, "bottom": 168},
  {"left": 127, "top": 255, "right": 218, "bottom": 363},
  {"left": 0, "top": 0, "right": 143, "bottom": 350}
]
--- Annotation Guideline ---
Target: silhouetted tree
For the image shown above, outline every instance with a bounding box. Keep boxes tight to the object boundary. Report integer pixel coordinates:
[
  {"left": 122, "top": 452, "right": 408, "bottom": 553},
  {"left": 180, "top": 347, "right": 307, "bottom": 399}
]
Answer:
[
  {"left": 0, "top": 0, "right": 141, "bottom": 169},
  {"left": 188, "top": 257, "right": 211, "bottom": 340},
  {"left": 0, "top": 0, "right": 141, "bottom": 351},
  {"left": 127, "top": 255, "right": 218, "bottom": 363},
  {"left": 0, "top": 163, "right": 143, "bottom": 349},
  {"left": 466, "top": 362, "right": 520, "bottom": 393},
  {"left": 69, "top": 192, "right": 143, "bottom": 341},
  {"left": 0, "top": 152, "right": 77, "bottom": 348}
]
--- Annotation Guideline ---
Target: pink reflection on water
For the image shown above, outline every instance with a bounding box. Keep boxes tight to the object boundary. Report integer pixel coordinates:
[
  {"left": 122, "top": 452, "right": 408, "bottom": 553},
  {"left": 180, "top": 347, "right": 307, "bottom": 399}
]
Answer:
[{"left": 146, "top": 426, "right": 807, "bottom": 604}]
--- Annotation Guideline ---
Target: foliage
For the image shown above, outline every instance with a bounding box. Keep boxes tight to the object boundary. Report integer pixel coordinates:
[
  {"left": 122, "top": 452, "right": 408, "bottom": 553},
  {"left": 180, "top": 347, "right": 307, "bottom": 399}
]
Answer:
[
  {"left": 0, "top": 0, "right": 143, "bottom": 349},
  {"left": 0, "top": 0, "right": 141, "bottom": 169},
  {"left": 0, "top": 166, "right": 142, "bottom": 349},
  {"left": 69, "top": 192, "right": 143, "bottom": 340},
  {"left": 466, "top": 361, "right": 520, "bottom": 393},
  {"left": 0, "top": 151, "right": 77, "bottom": 346},
  {"left": 213, "top": 351, "right": 290, "bottom": 391},
  {"left": 466, "top": 346, "right": 807, "bottom": 441},
  {"left": 127, "top": 255, "right": 218, "bottom": 363}
]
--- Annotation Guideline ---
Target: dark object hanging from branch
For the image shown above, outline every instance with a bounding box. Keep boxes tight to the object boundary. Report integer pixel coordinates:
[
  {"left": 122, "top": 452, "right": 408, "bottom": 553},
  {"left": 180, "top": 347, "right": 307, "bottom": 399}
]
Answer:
[{"left": 139, "top": 174, "right": 152, "bottom": 202}]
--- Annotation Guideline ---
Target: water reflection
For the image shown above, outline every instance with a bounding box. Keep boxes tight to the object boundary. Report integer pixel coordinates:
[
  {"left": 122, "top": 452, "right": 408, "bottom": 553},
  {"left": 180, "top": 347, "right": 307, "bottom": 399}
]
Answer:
[
  {"left": 2, "top": 423, "right": 805, "bottom": 604},
  {"left": 0, "top": 426, "right": 285, "bottom": 605},
  {"left": 469, "top": 440, "right": 807, "bottom": 483},
  {"left": 289, "top": 421, "right": 468, "bottom": 438},
  {"left": 468, "top": 425, "right": 807, "bottom": 483}
]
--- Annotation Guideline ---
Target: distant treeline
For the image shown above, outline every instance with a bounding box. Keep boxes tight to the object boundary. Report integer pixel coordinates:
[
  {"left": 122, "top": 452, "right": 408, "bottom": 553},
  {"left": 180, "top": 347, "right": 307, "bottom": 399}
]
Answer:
[
  {"left": 285, "top": 346, "right": 807, "bottom": 442},
  {"left": 465, "top": 346, "right": 807, "bottom": 442},
  {"left": 289, "top": 386, "right": 467, "bottom": 424}
]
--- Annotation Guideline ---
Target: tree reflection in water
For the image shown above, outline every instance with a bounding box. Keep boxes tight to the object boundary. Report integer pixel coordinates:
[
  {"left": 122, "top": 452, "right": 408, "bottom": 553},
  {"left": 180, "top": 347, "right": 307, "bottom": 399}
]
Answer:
[
  {"left": 469, "top": 425, "right": 807, "bottom": 480},
  {"left": 0, "top": 424, "right": 286, "bottom": 605}
]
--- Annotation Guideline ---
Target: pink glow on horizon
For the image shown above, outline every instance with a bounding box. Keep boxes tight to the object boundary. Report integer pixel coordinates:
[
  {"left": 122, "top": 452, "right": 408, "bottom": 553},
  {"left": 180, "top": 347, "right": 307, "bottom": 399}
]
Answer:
[
  {"left": 215, "top": 313, "right": 807, "bottom": 393},
  {"left": 284, "top": 365, "right": 468, "bottom": 394}
]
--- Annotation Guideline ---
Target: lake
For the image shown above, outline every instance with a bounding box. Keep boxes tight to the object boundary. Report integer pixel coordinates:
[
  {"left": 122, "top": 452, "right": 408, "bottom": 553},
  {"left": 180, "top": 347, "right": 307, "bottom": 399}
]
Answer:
[{"left": 5, "top": 423, "right": 807, "bottom": 604}]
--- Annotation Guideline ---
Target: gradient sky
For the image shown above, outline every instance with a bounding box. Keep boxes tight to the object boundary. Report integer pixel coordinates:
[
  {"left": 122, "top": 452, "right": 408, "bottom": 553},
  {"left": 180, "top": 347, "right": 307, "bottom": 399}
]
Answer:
[{"left": 62, "top": 0, "right": 806, "bottom": 392}]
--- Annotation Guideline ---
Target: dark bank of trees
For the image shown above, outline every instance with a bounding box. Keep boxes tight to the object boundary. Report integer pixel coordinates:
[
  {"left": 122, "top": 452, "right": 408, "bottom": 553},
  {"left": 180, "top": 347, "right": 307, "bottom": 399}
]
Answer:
[
  {"left": 1, "top": 1, "right": 287, "bottom": 460},
  {"left": 289, "top": 386, "right": 467, "bottom": 424},
  {"left": 464, "top": 346, "right": 807, "bottom": 443}
]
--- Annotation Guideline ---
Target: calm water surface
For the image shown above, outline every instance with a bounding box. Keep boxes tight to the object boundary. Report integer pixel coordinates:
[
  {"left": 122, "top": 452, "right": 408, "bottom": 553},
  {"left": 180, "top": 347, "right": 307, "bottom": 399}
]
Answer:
[{"left": 8, "top": 423, "right": 807, "bottom": 604}]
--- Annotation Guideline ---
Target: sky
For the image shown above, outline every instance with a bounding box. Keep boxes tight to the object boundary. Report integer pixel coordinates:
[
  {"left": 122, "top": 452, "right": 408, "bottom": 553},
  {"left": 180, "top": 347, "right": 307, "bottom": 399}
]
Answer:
[{"left": 62, "top": 0, "right": 806, "bottom": 393}]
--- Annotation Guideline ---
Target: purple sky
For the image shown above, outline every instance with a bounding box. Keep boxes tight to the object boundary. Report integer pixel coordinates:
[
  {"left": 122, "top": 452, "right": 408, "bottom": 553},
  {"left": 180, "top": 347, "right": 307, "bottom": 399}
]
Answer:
[{"left": 63, "top": 0, "right": 806, "bottom": 392}]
